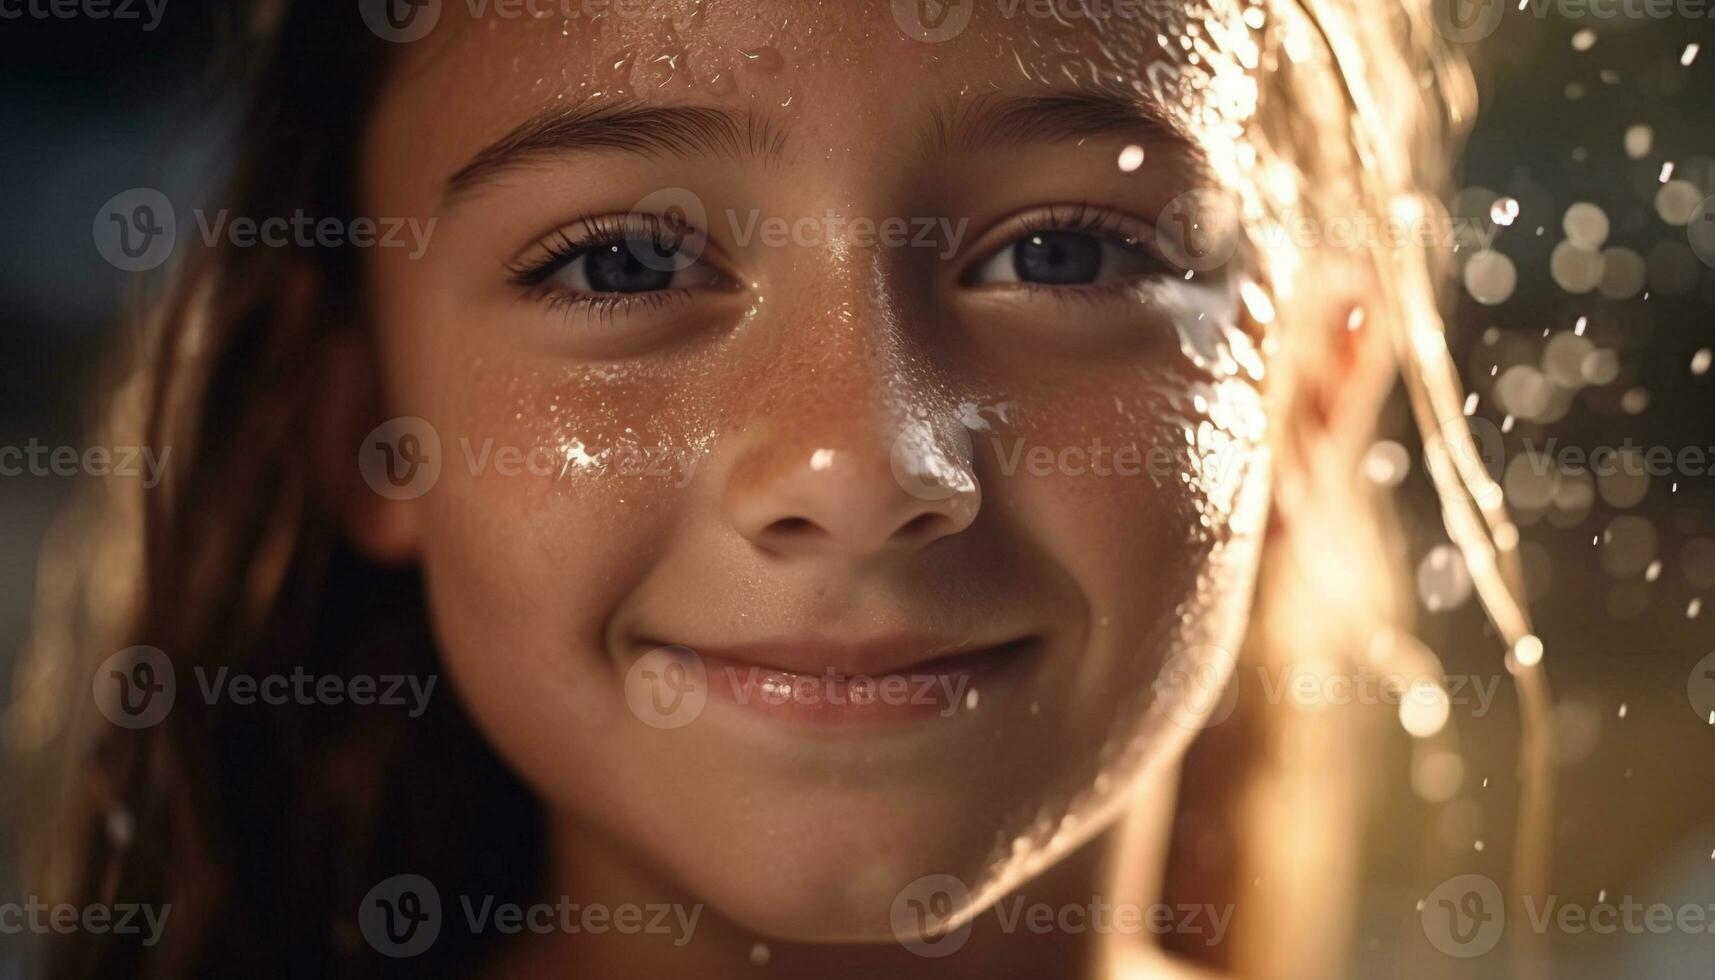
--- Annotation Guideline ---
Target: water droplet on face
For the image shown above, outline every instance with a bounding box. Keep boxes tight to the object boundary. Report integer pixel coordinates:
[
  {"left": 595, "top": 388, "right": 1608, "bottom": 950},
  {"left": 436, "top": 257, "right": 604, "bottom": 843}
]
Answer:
[
  {"left": 750, "top": 943, "right": 770, "bottom": 966},
  {"left": 1116, "top": 144, "right": 1146, "bottom": 172},
  {"left": 740, "top": 46, "right": 784, "bottom": 73}
]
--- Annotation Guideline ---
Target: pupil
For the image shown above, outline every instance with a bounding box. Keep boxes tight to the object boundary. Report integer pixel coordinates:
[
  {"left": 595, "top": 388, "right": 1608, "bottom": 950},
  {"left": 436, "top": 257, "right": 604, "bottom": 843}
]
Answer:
[
  {"left": 1013, "top": 232, "right": 1102, "bottom": 285},
  {"left": 585, "top": 241, "right": 677, "bottom": 292}
]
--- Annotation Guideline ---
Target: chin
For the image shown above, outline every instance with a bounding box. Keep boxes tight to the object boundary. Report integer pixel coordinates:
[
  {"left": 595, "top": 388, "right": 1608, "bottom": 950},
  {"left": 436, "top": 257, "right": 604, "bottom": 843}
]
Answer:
[{"left": 646, "top": 786, "right": 1008, "bottom": 945}]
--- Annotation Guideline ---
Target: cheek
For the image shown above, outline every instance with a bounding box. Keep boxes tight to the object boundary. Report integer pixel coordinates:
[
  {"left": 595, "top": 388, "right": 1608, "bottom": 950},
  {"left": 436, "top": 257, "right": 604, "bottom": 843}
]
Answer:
[
  {"left": 402, "top": 354, "right": 728, "bottom": 806},
  {"left": 978, "top": 364, "right": 1269, "bottom": 621},
  {"left": 417, "top": 356, "right": 719, "bottom": 628}
]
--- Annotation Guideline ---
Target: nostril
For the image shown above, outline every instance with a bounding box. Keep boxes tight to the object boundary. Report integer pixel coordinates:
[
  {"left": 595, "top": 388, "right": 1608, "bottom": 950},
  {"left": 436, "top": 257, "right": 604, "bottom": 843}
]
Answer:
[
  {"left": 764, "top": 516, "right": 827, "bottom": 541},
  {"left": 896, "top": 512, "right": 950, "bottom": 543}
]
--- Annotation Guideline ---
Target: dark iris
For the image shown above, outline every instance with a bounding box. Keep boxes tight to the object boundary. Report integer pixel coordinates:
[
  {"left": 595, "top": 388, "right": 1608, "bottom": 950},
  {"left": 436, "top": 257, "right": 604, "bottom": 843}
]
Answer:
[
  {"left": 584, "top": 241, "right": 677, "bottom": 292},
  {"left": 1013, "top": 231, "right": 1103, "bottom": 285}
]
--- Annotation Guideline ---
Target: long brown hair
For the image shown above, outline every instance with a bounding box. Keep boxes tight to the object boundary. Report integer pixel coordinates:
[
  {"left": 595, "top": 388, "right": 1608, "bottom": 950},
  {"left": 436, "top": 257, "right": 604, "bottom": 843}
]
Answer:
[{"left": 13, "top": 6, "right": 536, "bottom": 976}]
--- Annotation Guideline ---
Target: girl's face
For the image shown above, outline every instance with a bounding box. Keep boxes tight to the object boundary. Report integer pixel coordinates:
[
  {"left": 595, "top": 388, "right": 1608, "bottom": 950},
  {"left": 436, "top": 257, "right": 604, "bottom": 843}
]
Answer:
[{"left": 363, "top": 0, "right": 1272, "bottom": 942}]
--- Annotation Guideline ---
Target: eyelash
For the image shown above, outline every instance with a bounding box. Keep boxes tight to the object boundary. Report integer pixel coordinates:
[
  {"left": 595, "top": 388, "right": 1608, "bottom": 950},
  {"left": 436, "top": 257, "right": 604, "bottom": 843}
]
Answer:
[
  {"left": 1014, "top": 203, "right": 1142, "bottom": 245},
  {"left": 971, "top": 202, "right": 1168, "bottom": 293},
  {"left": 507, "top": 203, "right": 1166, "bottom": 319},
  {"left": 506, "top": 212, "right": 704, "bottom": 317}
]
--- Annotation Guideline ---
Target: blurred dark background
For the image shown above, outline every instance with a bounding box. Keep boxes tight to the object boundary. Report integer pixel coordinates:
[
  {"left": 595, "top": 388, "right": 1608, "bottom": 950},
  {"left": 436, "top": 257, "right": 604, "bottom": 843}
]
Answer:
[{"left": 0, "top": 4, "right": 1712, "bottom": 978}]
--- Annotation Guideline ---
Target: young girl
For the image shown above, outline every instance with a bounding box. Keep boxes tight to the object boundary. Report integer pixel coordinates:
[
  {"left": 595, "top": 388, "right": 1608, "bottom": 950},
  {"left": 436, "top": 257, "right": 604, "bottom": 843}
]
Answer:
[{"left": 13, "top": 0, "right": 1545, "bottom": 976}]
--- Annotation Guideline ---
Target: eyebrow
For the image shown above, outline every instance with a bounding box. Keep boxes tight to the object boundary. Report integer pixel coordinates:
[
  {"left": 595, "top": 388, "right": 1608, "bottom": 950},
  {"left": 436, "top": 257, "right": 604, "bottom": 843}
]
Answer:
[
  {"left": 443, "top": 89, "right": 1187, "bottom": 203},
  {"left": 919, "top": 90, "right": 1189, "bottom": 157},
  {"left": 444, "top": 99, "right": 788, "bottom": 202}
]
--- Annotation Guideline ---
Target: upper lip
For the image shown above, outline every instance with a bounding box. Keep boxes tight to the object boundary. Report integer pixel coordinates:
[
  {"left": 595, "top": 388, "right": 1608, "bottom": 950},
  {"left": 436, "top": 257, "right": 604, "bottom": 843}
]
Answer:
[{"left": 648, "top": 631, "right": 1033, "bottom": 678}]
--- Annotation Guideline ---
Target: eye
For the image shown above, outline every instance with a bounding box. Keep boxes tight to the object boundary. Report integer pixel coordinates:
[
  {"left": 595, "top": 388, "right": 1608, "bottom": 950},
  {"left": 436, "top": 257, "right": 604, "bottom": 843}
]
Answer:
[
  {"left": 509, "top": 214, "right": 728, "bottom": 306},
  {"left": 551, "top": 240, "right": 722, "bottom": 294},
  {"left": 962, "top": 206, "right": 1170, "bottom": 290},
  {"left": 969, "top": 229, "right": 1162, "bottom": 287}
]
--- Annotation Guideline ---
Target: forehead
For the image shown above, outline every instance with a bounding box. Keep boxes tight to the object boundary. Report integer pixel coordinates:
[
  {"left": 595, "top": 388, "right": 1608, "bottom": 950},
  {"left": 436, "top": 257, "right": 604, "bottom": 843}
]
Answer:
[{"left": 366, "top": 0, "right": 1264, "bottom": 189}]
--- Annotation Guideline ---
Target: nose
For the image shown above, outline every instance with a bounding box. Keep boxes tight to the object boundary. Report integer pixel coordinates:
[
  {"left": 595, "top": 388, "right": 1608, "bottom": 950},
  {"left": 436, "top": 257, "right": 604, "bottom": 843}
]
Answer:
[{"left": 725, "top": 415, "right": 980, "bottom": 560}]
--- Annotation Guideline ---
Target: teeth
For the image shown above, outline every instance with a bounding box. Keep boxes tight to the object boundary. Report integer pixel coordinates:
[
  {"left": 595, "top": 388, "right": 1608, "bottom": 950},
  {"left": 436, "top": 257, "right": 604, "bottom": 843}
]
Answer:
[
  {"left": 757, "top": 673, "right": 797, "bottom": 702},
  {"left": 746, "top": 669, "right": 948, "bottom": 709}
]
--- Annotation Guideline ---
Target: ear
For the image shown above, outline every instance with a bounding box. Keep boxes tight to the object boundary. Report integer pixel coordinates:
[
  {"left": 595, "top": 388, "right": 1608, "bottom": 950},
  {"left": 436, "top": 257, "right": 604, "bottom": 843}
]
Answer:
[
  {"left": 1298, "top": 260, "right": 1392, "bottom": 444},
  {"left": 311, "top": 328, "right": 422, "bottom": 565},
  {"left": 1264, "top": 256, "right": 1393, "bottom": 537}
]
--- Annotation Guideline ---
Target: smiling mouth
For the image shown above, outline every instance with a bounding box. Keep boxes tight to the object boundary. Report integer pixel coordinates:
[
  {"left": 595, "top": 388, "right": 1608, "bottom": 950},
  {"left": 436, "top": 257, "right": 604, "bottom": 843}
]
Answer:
[{"left": 641, "top": 635, "right": 1040, "bottom": 727}]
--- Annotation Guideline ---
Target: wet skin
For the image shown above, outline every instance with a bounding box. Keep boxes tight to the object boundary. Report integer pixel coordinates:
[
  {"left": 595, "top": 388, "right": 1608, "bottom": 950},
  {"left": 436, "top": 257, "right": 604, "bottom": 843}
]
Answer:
[{"left": 357, "top": 0, "right": 1274, "bottom": 974}]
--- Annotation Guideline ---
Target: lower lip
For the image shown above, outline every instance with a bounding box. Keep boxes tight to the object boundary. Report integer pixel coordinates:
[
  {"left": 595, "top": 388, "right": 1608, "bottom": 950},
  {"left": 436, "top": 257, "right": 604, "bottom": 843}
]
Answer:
[{"left": 695, "top": 640, "right": 1036, "bottom": 728}]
